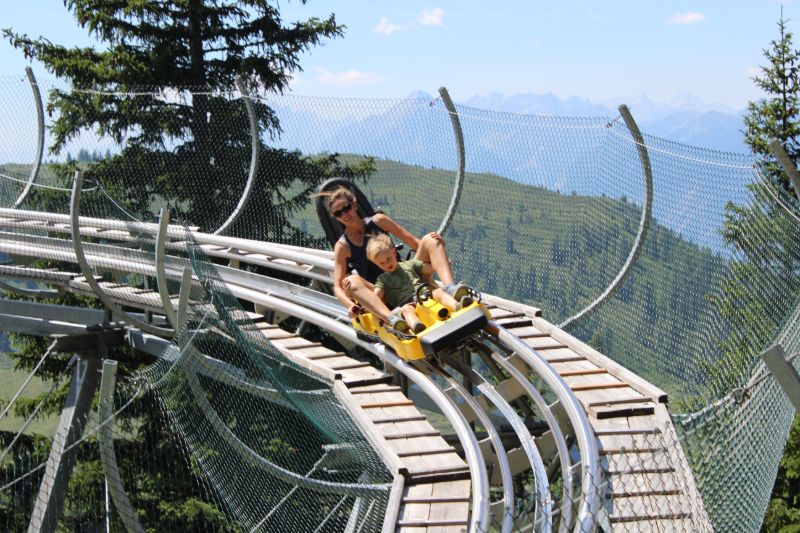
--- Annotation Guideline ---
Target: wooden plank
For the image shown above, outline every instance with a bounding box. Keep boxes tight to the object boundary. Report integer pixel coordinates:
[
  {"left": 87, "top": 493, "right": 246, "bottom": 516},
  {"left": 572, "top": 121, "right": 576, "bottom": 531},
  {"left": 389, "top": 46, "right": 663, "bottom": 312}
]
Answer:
[
  {"left": 587, "top": 395, "right": 650, "bottom": 407},
  {"left": 606, "top": 471, "right": 681, "bottom": 492},
  {"left": 398, "top": 483, "right": 432, "bottom": 533},
  {"left": 589, "top": 402, "right": 655, "bottom": 420},
  {"left": 569, "top": 381, "right": 629, "bottom": 392},
  {"left": 269, "top": 337, "right": 321, "bottom": 349},
  {"left": 608, "top": 494, "right": 690, "bottom": 522},
  {"left": 328, "top": 361, "right": 372, "bottom": 371},
  {"left": 360, "top": 400, "right": 415, "bottom": 409},
  {"left": 349, "top": 385, "right": 403, "bottom": 394},
  {"left": 559, "top": 368, "right": 608, "bottom": 377},
  {"left": 524, "top": 337, "right": 566, "bottom": 350},
  {"left": 428, "top": 479, "right": 470, "bottom": 532},
  {"left": 531, "top": 316, "right": 669, "bottom": 403},
  {"left": 604, "top": 450, "right": 674, "bottom": 473}
]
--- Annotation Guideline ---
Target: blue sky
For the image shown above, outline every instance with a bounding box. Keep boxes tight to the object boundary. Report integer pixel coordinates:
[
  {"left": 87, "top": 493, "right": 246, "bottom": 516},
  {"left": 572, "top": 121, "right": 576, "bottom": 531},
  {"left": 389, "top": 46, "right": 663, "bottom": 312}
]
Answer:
[{"left": 0, "top": 1, "right": 794, "bottom": 109}]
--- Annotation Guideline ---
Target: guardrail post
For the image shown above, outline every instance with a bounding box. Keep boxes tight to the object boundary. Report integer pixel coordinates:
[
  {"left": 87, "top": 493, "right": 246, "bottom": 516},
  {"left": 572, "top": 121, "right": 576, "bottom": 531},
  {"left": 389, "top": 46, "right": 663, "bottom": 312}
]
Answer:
[
  {"left": 98, "top": 359, "right": 145, "bottom": 532},
  {"left": 213, "top": 76, "right": 260, "bottom": 235},
  {"left": 560, "top": 104, "right": 653, "bottom": 329},
  {"left": 28, "top": 351, "right": 102, "bottom": 532},
  {"left": 436, "top": 87, "right": 466, "bottom": 237},
  {"left": 762, "top": 344, "right": 800, "bottom": 412},
  {"left": 14, "top": 67, "right": 45, "bottom": 208},
  {"left": 769, "top": 139, "right": 800, "bottom": 201}
]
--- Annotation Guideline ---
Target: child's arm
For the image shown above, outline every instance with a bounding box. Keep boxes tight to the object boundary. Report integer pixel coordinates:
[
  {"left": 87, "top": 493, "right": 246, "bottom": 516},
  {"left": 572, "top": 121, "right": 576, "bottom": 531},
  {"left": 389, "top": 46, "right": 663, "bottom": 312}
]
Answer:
[{"left": 373, "top": 286, "right": 386, "bottom": 302}]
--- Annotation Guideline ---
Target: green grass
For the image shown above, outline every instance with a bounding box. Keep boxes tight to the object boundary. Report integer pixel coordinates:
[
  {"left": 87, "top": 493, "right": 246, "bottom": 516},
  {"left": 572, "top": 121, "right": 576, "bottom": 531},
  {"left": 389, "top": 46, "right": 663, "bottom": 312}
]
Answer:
[{"left": 0, "top": 350, "right": 59, "bottom": 438}]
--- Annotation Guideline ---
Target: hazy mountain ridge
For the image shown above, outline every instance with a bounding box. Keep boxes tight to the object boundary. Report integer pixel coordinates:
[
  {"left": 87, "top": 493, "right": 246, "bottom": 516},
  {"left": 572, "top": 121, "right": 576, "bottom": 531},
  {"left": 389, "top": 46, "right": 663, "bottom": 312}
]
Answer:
[{"left": 460, "top": 91, "right": 748, "bottom": 153}]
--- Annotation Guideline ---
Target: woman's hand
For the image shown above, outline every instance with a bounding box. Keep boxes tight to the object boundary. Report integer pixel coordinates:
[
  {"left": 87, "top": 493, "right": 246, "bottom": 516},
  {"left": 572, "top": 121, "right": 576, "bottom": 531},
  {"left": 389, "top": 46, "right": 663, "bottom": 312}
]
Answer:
[
  {"left": 424, "top": 231, "right": 444, "bottom": 244},
  {"left": 348, "top": 304, "right": 362, "bottom": 318}
]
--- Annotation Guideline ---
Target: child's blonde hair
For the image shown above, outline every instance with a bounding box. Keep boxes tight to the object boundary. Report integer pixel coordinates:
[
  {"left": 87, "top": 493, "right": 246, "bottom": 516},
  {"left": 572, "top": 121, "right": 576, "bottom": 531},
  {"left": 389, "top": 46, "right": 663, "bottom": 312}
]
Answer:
[
  {"left": 313, "top": 186, "right": 356, "bottom": 215},
  {"left": 366, "top": 233, "right": 394, "bottom": 261}
]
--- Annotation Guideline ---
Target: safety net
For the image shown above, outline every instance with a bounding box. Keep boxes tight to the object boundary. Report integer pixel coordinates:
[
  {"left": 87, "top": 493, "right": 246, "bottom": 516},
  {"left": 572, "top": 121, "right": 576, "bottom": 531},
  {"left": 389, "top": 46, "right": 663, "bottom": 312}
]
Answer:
[{"left": 0, "top": 73, "right": 798, "bottom": 532}]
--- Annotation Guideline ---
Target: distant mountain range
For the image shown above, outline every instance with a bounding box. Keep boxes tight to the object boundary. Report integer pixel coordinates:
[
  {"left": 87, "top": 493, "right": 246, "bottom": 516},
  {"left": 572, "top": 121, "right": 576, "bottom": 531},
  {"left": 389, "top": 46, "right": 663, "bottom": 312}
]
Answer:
[{"left": 459, "top": 92, "right": 748, "bottom": 154}]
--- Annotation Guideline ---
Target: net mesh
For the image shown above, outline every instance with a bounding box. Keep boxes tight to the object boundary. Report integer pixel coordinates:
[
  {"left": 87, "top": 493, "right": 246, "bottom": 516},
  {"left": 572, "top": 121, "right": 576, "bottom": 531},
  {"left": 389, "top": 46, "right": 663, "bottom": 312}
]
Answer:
[{"left": 0, "top": 74, "right": 798, "bottom": 532}]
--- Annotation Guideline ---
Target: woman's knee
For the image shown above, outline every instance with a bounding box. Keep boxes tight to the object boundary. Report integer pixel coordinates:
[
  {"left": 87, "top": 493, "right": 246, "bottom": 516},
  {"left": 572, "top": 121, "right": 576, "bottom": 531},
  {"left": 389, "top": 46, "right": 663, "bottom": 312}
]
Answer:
[
  {"left": 420, "top": 232, "right": 445, "bottom": 248},
  {"left": 343, "top": 274, "right": 366, "bottom": 295}
]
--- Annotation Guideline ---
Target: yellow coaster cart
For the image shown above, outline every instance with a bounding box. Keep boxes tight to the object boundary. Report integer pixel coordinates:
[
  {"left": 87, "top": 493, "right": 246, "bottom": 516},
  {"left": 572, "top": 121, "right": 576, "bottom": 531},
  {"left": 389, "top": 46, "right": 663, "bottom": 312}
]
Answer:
[{"left": 352, "top": 291, "right": 490, "bottom": 361}]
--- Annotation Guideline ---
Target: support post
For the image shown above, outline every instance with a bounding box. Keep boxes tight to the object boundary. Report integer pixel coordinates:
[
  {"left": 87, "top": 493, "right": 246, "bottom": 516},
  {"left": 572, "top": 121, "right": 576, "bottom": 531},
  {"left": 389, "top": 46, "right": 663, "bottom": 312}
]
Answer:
[
  {"left": 560, "top": 104, "right": 653, "bottom": 329},
  {"left": 98, "top": 360, "right": 145, "bottom": 533},
  {"left": 213, "top": 76, "right": 260, "bottom": 235},
  {"left": 14, "top": 67, "right": 45, "bottom": 208},
  {"left": 762, "top": 344, "right": 800, "bottom": 412},
  {"left": 769, "top": 139, "right": 800, "bottom": 201},
  {"left": 435, "top": 87, "right": 466, "bottom": 237},
  {"left": 28, "top": 352, "right": 102, "bottom": 532},
  {"left": 70, "top": 170, "right": 174, "bottom": 338}
]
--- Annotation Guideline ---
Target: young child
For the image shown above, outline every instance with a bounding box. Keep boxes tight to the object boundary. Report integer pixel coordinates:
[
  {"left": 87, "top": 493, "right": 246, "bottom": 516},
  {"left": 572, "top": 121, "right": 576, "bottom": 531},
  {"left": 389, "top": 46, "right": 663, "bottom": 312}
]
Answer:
[{"left": 366, "top": 233, "right": 473, "bottom": 334}]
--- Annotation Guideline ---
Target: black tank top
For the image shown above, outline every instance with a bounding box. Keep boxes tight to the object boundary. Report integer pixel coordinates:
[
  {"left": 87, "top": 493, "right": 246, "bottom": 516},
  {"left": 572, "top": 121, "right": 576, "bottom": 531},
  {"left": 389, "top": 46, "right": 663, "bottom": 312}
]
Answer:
[{"left": 339, "top": 216, "right": 387, "bottom": 283}]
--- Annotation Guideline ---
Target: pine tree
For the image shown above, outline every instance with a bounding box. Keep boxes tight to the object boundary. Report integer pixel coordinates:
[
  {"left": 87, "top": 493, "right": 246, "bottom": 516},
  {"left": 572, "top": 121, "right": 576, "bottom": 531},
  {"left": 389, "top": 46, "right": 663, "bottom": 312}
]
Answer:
[
  {"left": 718, "top": 11, "right": 800, "bottom": 530},
  {"left": 743, "top": 12, "right": 800, "bottom": 191},
  {"left": 1, "top": 2, "right": 370, "bottom": 529},
  {"left": 3, "top": 0, "right": 373, "bottom": 242}
]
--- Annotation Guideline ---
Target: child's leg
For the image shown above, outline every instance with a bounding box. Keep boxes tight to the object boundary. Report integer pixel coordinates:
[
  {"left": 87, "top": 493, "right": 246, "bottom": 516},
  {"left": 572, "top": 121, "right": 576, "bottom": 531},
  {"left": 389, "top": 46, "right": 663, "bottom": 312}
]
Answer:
[
  {"left": 432, "top": 287, "right": 458, "bottom": 310},
  {"left": 400, "top": 303, "right": 426, "bottom": 334}
]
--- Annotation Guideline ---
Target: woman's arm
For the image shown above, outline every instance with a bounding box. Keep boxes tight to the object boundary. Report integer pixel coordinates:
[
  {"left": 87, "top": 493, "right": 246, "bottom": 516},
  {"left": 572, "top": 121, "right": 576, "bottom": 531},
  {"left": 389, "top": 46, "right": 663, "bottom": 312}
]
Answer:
[
  {"left": 333, "top": 241, "right": 356, "bottom": 308},
  {"left": 373, "top": 213, "right": 420, "bottom": 250}
]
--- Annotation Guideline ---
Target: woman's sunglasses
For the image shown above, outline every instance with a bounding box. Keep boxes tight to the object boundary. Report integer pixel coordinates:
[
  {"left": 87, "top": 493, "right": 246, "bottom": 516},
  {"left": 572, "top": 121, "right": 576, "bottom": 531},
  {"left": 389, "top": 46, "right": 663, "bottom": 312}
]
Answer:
[{"left": 332, "top": 202, "right": 354, "bottom": 218}]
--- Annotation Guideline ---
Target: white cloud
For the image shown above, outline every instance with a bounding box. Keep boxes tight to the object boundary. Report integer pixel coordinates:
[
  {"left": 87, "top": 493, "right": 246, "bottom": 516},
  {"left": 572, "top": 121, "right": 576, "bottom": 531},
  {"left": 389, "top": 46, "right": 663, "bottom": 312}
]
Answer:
[
  {"left": 315, "top": 68, "right": 379, "bottom": 85},
  {"left": 667, "top": 11, "right": 706, "bottom": 25},
  {"left": 418, "top": 8, "right": 444, "bottom": 26},
  {"left": 373, "top": 17, "right": 403, "bottom": 35}
]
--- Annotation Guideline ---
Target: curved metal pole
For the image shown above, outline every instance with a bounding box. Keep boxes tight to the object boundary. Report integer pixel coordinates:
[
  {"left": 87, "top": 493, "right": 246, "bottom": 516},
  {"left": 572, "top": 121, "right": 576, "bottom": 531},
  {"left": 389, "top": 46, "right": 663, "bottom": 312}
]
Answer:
[
  {"left": 98, "top": 360, "right": 145, "bottom": 533},
  {"left": 0, "top": 279, "right": 58, "bottom": 299},
  {"left": 213, "top": 76, "right": 259, "bottom": 235},
  {"left": 13, "top": 67, "right": 45, "bottom": 209},
  {"left": 70, "top": 170, "right": 175, "bottom": 337},
  {"left": 436, "top": 87, "right": 466, "bottom": 237},
  {"left": 560, "top": 104, "right": 653, "bottom": 330},
  {"left": 181, "top": 347, "right": 390, "bottom": 498},
  {"left": 488, "top": 344, "right": 573, "bottom": 532},
  {"left": 425, "top": 361, "right": 517, "bottom": 533},
  {"left": 492, "top": 324, "right": 601, "bottom": 533},
  {"left": 155, "top": 208, "right": 178, "bottom": 325},
  {"left": 175, "top": 266, "right": 193, "bottom": 331},
  {"left": 769, "top": 139, "right": 800, "bottom": 201}
]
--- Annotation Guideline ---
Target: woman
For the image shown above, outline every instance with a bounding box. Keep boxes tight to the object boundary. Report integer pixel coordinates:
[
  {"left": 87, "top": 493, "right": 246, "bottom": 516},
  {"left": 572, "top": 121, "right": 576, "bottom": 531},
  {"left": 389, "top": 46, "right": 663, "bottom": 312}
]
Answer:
[{"left": 322, "top": 186, "right": 474, "bottom": 331}]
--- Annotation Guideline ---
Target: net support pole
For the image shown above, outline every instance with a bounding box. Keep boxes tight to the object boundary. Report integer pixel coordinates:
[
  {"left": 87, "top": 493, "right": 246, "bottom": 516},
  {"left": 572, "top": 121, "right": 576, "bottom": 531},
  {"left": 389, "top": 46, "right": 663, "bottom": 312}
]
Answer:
[
  {"left": 213, "top": 76, "right": 260, "bottom": 235},
  {"left": 28, "top": 351, "right": 102, "bottom": 532},
  {"left": 435, "top": 87, "right": 466, "bottom": 237},
  {"left": 155, "top": 208, "right": 179, "bottom": 325},
  {"left": 560, "top": 104, "right": 653, "bottom": 330},
  {"left": 98, "top": 359, "right": 145, "bottom": 533},
  {"left": 70, "top": 170, "right": 175, "bottom": 338},
  {"left": 769, "top": 139, "right": 800, "bottom": 201},
  {"left": 762, "top": 344, "right": 800, "bottom": 412},
  {"left": 14, "top": 67, "right": 45, "bottom": 209}
]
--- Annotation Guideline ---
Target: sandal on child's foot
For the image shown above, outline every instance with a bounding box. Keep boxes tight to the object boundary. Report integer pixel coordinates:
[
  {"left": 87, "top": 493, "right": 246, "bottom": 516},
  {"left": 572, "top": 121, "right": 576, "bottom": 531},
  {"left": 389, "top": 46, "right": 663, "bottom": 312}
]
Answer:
[
  {"left": 456, "top": 294, "right": 474, "bottom": 311},
  {"left": 387, "top": 308, "right": 409, "bottom": 333},
  {"left": 446, "top": 282, "right": 481, "bottom": 303}
]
